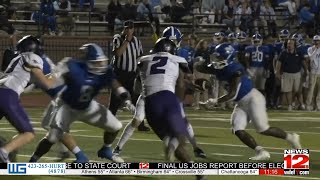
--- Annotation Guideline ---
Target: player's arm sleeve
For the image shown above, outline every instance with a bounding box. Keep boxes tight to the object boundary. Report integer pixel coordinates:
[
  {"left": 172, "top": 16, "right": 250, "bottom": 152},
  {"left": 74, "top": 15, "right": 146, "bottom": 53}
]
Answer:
[{"left": 217, "top": 71, "right": 242, "bottom": 103}]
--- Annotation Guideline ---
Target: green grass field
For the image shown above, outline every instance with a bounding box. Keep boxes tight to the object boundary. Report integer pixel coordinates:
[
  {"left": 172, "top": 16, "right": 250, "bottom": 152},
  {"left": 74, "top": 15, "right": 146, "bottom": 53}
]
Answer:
[{"left": 0, "top": 107, "right": 319, "bottom": 180}]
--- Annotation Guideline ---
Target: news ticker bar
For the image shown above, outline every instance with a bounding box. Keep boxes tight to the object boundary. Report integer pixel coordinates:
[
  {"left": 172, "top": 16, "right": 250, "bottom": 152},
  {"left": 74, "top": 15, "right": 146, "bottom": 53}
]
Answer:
[
  {"left": 0, "top": 163, "right": 310, "bottom": 176},
  {"left": 0, "top": 162, "right": 285, "bottom": 169}
]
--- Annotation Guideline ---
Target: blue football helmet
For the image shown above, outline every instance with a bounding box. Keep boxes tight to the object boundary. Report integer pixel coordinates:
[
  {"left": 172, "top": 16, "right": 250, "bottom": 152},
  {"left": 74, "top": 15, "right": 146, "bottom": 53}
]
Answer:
[
  {"left": 236, "top": 31, "right": 247, "bottom": 42},
  {"left": 16, "top": 35, "right": 41, "bottom": 55},
  {"left": 227, "top": 32, "right": 236, "bottom": 42},
  {"left": 213, "top": 32, "right": 226, "bottom": 43},
  {"left": 162, "top": 26, "right": 183, "bottom": 47},
  {"left": 291, "top": 33, "right": 304, "bottom": 46},
  {"left": 252, "top": 33, "right": 263, "bottom": 46},
  {"left": 279, "top": 29, "right": 290, "bottom": 41},
  {"left": 153, "top": 37, "right": 177, "bottom": 55},
  {"left": 80, "top": 43, "right": 109, "bottom": 75},
  {"left": 211, "top": 43, "right": 235, "bottom": 69}
]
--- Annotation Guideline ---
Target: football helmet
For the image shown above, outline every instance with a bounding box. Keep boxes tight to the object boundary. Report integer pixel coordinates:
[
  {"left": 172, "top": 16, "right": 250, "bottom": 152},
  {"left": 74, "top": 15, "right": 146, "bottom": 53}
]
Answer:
[
  {"left": 227, "top": 32, "right": 236, "bottom": 43},
  {"left": 153, "top": 37, "right": 177, "bottom": 55},
  {"left": 162, "top": 26, "right": 183, "bottom": 47},
  {"left": 211, "top": 43, "right": 235, "bottom": 69},
  {"left": 236, "top": 31, "right": 247, "bottom": 42},
  {"left": 213, "top": 32, "right": 226, "bottom": 43},
  {"left": 16, "top": 35, "right": 41, "bottom": 55},
  {"left": 291, "top": 33, "right": 304, "bottom": 46},
  {"left": 80, "top": 43, "right": 109, "bottom": 75},
  {"left": 252, "top": 33, "right": 263, "bottom": 46},
  {"left": 279, "top": 29, "right": 290, "bottom": 41}
]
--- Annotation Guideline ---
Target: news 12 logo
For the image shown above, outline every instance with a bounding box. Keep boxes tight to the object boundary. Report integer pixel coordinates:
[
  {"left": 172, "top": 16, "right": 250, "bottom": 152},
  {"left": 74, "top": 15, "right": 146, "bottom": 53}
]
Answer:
[
  {"left": 8, "top": 163, "right": 27, "bottom": 174},
  {"left": 139, "top": 163, "right": 149, "bottom": 169},
  {"left": 284, "top": 149, "right": 309, "bottom": 175}
]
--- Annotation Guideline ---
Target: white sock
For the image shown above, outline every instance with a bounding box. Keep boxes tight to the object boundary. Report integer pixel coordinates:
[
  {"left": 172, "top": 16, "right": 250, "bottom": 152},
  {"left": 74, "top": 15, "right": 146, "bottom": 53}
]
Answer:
[
  {"left": 168, "top": 137, "right": 179, "bottom": 151},
  {"left": 58, "top": 142, "right": 69, "bottom": 153},
  {"left": 0, "top": 148, "right": 8, "bottom": 155},
  {"left": 187, "top": 123, "right": 194, "bottom": 137},
  {"left": 186, "top": 123, "right": 197, "bottom": 149},
  {"left": 163, "top": 136, "right": 170, "bottom": 147},
  {"left": 72, "top": 146, "right": 81, "bottom": 154},
  {"left": 104, "top": 144, "right": 112, "bottom": 148},
  {"left": 255, "top": 146, "right": 263, "bottom": 152},
  {"left": 117, "top": 122, "right": 136, "bottom": 149},
  {"left": 285, "top": 133, "right": 292, "bottom": 141}
]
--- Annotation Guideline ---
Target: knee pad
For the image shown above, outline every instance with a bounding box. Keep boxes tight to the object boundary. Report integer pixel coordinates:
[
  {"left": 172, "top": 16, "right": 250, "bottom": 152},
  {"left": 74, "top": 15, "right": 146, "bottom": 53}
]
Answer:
[
  {"left": 107, "top": 120, "right": 122, "bottom": 133},
  {"left": 47, "top": 128, "right": 63, "bottom": 143}
]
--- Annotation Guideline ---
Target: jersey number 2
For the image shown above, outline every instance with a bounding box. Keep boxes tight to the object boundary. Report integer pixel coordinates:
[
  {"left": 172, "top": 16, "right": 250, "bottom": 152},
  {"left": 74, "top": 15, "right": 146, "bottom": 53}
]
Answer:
[
  {"left": 150, "top": 57, "right": 168, "bottom": 75},
  {"left": 79, "top": 85, "right": 94, "bottom": 102}
]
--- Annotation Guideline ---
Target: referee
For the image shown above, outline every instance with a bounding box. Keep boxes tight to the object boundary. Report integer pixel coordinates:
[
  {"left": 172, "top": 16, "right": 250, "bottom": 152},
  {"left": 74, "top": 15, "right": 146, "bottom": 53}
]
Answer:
[{"left": 110, "top": 20, "right": 150, "bottom": 131}]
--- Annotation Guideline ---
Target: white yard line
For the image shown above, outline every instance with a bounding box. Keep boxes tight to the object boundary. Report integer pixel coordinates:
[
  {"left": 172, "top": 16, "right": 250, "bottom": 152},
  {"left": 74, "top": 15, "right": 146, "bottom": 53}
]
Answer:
[
  {"left": 1, "top": 128, "right": 319, "bottom": 152},
  {"left": 210, "top": 153, "right": 243, "bottom": 157},
  {"left": 191, "top": 126, "right": 320, "bottom": 135}
]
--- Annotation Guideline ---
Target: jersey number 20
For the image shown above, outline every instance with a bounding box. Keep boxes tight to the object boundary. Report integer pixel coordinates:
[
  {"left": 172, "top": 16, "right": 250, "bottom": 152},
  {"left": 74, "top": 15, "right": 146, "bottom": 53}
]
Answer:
[
  {"left": 150, "top": 57, "right": 168, "bottom": 75},
  {"left": 252, "top": 51, "right": 263, "bottom": 62}
]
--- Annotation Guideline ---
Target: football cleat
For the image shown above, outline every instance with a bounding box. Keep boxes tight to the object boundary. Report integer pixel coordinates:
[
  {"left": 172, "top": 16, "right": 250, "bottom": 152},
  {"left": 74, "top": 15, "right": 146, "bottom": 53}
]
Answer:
[
  {"left": 194, "top": 147, "right": 207, "bottom": 158},
  {"left": 73, "top": 156, "right": 89, "bottom": 163},
  {"left": 113, "top": 146, "right": 122, "bottom": 156},
  {"left": 98, "top": 146, "right": 124, "bottom": 163},
  {"left": 0, "top": 149, "right": 10, "bottom": 163},
  {"left": 249, "top": 150, "right": 270, "bottom": 161},
  {"left": 287, "top": 133, "right": 302, "bottom": 149}
]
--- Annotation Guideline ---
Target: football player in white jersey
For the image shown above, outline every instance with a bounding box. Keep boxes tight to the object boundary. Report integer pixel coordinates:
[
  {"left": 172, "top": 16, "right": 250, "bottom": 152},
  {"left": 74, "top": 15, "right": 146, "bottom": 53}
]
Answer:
[
  {"left": 139, "top": 38, "right": 204, "bottom": 180},
  {"left": 0, "top": 35, "right": 59, "bottom": 162},
  {"left": 114, "top": 27, "right": 206, "bottom": 159}
]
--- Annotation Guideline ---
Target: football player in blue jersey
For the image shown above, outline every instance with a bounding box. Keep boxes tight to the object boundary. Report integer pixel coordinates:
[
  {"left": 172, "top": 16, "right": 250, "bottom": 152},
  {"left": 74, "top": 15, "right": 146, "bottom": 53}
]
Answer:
[
  {"left": 228, "top": 32, "right": 241, "bottom": 61},
  {"left": 263, "top": 36, "right": 278, "bottom": 108},
  {"left": 244, "top": 34, "right": 270, "bottom": 93},
  {"left": 29, "top": 43, "right": 135, "bottom": 163},
  {"left": 196, "top": 44, "right": 301, "bottom": 160},
  {"left": 209, "top": 32, "right": 226, "bottom": 54},
  {"left": 114, "top": 26, "right": 206, "bottom": 159},
  {"left": 272, "top": 29, "right": 290, "bottom": 108},
  {"left": 235, "top": 31, "right": 248, "bottom": 65},
  {"left": 274, "top": 29, "right": 290, "bottom": 60}
]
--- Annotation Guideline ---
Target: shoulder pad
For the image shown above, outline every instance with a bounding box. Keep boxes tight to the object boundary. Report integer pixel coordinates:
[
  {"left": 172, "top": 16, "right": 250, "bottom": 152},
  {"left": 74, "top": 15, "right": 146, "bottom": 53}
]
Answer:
[
  {"left": 172, "top": 55, "right": 188, "bottom": 64},
  {"left": 21, "top": 52, "right": 43, "bottom": 70}
]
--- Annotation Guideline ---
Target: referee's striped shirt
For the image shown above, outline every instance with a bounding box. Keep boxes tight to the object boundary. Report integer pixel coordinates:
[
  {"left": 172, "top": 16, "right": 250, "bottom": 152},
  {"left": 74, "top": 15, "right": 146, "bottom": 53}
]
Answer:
[{"left": 112, "top": 34, "right": 143, "bottom": 72}]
